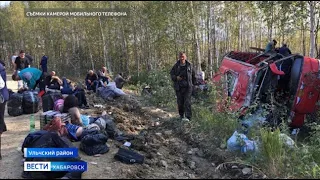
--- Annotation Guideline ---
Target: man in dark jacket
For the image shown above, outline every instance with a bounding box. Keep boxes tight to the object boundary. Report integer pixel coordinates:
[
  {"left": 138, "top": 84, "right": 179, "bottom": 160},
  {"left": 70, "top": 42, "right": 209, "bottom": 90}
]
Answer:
[
  {"left": 40, "top": 54, "right": 48, "bottom": 73},
  {"left": 170, "top": 52, "right": 196, "bottom": 121},
  {"left": 85, "top": 70, "right": 99, "bottom": 92},
  {"left": 279, "top": 43, "right": 292, "bottom": 56}
]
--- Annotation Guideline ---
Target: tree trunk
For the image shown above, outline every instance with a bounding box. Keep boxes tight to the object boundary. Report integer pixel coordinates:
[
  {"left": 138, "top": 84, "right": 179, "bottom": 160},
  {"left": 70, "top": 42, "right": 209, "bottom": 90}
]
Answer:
[
  {"left": 268, "top": 3, "right": 274, "bottom": 42},
  {"left": 133, "top": 17, "right": 139, "bottom": 76},
  {"left": 315, "top": 18, "right": 320, "bottom": 58},
  {"left": 190, "top": 1, "right": 201, "bottom": 73},
  {"left": 207, "top": 2, "right": 213, "bottom": 78},
  {"left": 98, "top": 17, "right": 109, "bottom": 71},
  {"left": 309, "top": 1, "right": 316, "bottom": 58}
]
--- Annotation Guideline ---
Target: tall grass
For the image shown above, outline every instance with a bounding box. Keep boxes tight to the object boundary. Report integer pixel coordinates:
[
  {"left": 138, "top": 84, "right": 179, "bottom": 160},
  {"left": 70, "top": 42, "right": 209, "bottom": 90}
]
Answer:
[{"left": 129, "top": 69, "right": 320, "bottom": 179}]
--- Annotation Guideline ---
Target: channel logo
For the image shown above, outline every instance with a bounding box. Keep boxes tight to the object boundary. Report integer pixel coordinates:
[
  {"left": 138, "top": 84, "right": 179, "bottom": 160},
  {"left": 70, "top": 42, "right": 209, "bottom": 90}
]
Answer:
[{"left": 24, "top": 162, "right": 87, "bottom": 172}]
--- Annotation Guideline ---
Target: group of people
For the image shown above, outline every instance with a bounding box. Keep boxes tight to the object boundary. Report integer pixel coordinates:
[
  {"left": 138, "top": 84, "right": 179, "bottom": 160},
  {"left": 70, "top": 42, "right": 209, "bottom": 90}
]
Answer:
[
  {"left": 0, "top": 49, "right": 129, "bottom": 160},
  {"left": 265, "top": 39, "right": 292, "bottom": 56},
  {"left": 85, "top": 67, "right": 126, "bottom": 93}
]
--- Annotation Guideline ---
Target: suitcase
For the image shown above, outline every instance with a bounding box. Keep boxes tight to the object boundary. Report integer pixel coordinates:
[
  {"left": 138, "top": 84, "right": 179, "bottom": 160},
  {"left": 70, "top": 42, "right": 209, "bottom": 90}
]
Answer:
[
  {"left": 40, "top": 111, "right": 59, "bottom": 129},
  {"left": 114, "top": 147, "right": 144, "bottom": 164},
  {"left": 40, "top": 111, "right": 71, "bottom": 130}
]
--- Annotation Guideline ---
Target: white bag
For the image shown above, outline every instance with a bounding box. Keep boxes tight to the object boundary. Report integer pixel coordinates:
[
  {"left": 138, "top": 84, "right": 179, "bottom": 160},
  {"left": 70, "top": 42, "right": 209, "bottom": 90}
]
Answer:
[{"left": 0, "top": 75, "right": 5, "bottom": 90}]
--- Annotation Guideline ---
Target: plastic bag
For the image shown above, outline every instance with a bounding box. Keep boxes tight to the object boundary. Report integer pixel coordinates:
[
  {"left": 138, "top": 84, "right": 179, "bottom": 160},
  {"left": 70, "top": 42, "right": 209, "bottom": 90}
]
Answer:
[
  {"left": 80, "top": 114, "right": 90, "bottom": 126},
  {"left": 280, "top": 133, "right": 295, "bottom": 148},
  {"left": 227, "top": 131, "right": 258, "bottom": 153}
]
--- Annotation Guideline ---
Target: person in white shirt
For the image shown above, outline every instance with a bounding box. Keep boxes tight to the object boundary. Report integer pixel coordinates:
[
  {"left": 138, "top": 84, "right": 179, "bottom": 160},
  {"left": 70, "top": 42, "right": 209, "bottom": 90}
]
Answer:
[
  {"left": 11, "top": 54, "right": 18, "bottom": 70},
  {"left": 11, "top": 53, "right": 24, "bottom": 90}
]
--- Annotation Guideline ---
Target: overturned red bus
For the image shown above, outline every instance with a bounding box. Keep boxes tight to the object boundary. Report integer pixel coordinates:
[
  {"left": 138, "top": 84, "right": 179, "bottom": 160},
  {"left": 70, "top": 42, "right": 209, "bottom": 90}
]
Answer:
[{"left": 213, "top": 50, "right": 320, "bottom": 128}]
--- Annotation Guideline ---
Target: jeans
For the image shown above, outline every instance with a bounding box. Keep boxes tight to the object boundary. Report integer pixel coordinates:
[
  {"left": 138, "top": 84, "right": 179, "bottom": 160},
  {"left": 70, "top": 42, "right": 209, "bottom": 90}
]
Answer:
[
  {"left": 86, "top": 80, "right": 99, "bottom": 92},
  {"left": 41, "top": 65, "right": 47, "bottom": 73},
  {"left": 61, "top": 77, "right": 73, "bottom": 94},
  {"left": 99, "top": 76, "right": 109, "bottom": 85}
]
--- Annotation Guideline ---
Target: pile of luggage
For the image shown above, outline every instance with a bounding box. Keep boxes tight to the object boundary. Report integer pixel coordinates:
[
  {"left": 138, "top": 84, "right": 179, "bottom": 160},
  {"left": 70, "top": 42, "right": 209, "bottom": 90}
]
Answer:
[
  {"left": 7, "top": 91, "right": 41, "bottom": 116},
  {"left": 40, "top": 110, "right": 71, "bottom": 130}
]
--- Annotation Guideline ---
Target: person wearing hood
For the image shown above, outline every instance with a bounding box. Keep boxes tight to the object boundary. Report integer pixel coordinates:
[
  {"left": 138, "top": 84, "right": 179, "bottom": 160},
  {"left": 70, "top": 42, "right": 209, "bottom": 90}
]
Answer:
[{"left": 0, "top": 61, "right": 9, "bottom": 160}]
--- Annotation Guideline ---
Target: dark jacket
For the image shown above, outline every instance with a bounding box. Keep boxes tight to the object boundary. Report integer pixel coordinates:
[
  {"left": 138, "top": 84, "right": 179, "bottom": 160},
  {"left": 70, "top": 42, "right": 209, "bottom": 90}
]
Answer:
[
  {"left": 170, "top": 60, "right": 196, "bottom": 91},
  {"left": 97, "top": 70, "right": 106, "bottom": 79},
  {"left": 40, "top": 56, "right": 48, "bottom": 66},
  {"left": 0, "top": 63, "right": 9, "bottom": 102},
  {"left": 85, "top": 73, "right": 98, "bottom": 83},
  {"left": 279, "top": 46, "right": 292, "bottom": 56}
]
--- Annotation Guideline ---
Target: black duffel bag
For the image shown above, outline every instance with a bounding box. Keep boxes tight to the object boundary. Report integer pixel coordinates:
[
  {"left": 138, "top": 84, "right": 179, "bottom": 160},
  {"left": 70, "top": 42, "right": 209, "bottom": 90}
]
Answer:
[
  {"left": 22, "top": 91, "right": 40, "bottom": 114},
  {"left": 7, "top": 93, "right": 24, "bottom": 116},
  {"left": 114, "top": 147, "right": 144, "bottom": 164}
]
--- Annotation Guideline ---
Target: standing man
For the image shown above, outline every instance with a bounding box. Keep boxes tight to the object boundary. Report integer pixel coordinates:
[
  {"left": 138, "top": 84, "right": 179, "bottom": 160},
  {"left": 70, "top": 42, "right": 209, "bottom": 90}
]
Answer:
[
  {"left": 40, "top": 54, "right": 48, "bottom": 73},
  {"left": 0, "top": 60, "right": 9, "bottom": 160},
  {"left": 14, "top": 50, "right": 30, "bottom": 90},
  {"left": 170, "top": 52, "right": 196, "bottom": 121},
  {"left": 265, "top": 39, "right": 277, "bottom": 53}
]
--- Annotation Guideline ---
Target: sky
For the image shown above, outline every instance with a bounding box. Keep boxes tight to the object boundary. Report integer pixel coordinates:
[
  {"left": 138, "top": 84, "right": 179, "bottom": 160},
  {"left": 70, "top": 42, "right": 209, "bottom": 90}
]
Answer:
[{"left": 0, "top": 1, "right": 10, "bottom": 7}]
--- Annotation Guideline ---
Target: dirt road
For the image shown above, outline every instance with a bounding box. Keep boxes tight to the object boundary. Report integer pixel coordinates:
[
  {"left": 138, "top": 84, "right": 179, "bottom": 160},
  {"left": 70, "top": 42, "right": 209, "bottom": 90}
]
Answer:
[{"left": 0, "top": 75, "right": 221, "bottom": 179}]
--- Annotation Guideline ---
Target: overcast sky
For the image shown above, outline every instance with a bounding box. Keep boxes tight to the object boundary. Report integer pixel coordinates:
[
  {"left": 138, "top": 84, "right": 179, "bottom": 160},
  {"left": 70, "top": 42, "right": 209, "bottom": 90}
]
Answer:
[{"left": 0, "top": 1, "right": 10, "bottom": 7}]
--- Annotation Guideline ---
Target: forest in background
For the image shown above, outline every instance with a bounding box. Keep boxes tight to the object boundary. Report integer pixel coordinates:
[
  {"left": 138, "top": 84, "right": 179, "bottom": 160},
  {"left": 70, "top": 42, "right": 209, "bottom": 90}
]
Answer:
[{"left": 0, "top": 1, "right": 319, "bottom": 78}]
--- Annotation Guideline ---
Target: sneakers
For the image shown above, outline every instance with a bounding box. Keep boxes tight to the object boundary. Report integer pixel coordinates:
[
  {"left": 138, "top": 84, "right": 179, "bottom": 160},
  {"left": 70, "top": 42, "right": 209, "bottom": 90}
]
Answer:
[
  {"left": 182, "top": 118, "right": 190, "bottom": 122},
  {"left": 178, "top": 115, "right": 191, "bottom": 122}
]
